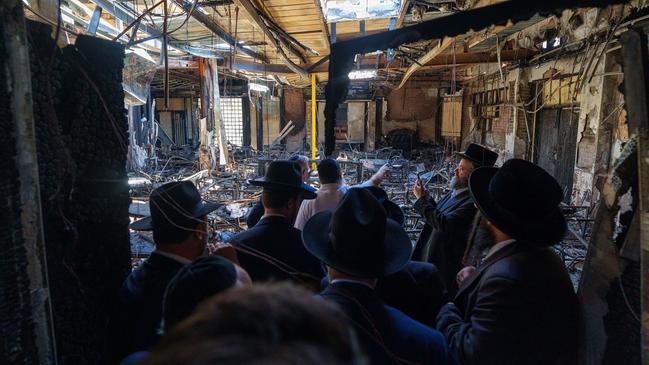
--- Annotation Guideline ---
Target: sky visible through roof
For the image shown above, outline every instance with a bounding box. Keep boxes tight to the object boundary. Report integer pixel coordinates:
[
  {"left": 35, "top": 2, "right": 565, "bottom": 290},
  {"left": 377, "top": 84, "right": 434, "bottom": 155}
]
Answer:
[{"left": 322, "top": 0, "right": 401, "bottom": 22}]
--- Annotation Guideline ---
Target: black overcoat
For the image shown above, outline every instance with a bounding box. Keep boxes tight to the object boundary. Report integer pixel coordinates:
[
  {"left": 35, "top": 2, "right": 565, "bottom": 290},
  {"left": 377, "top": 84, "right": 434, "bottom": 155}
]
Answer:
[
  {"left": 413, "top": 190, "right": 477, "bottom": 295},
  {"left": 436, "top": 241, "right": 578, "bottom": 365},
  {"left": 229, "top": 215, "right": 324, "bottom": 288}
]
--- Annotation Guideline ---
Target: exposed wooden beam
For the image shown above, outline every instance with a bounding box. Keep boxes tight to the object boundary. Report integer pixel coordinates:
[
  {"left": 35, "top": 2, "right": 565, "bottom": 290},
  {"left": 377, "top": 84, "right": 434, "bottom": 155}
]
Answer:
[
  {"left": 306, "top": 55, "right": 330, "bottom": 72},
  {"left": 395, "top": 0, "right": 411, "bottom": 28},
  {"left": 396, "top": 0, "right": 512, "bottom": 88},
  {"left": 465, "top": 24, "right": 507, "bottom": 49},
  {"left": 397, "top": 37, "right": 454, "bottom": 88},
  {"left": 229, "top": 48, "right": 536, "bottom": 75},
  {"left": 232, "top": 0, "right": 308, "bottom": 78},
  {"left": 312, "top": 0, "right": 330, "bottom": 53}
]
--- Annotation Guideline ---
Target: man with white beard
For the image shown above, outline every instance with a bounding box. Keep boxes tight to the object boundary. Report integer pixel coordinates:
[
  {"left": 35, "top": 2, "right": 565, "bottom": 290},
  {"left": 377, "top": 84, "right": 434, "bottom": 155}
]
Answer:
[{"left": 412, "top": 144, "right": 497, "bottom": 296}]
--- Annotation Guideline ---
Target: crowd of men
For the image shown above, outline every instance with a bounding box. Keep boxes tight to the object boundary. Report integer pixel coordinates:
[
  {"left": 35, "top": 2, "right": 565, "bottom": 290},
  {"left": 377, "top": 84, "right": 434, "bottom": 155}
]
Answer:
[{"left": 110, "top": 143, "right": 579, "bottom": 365}]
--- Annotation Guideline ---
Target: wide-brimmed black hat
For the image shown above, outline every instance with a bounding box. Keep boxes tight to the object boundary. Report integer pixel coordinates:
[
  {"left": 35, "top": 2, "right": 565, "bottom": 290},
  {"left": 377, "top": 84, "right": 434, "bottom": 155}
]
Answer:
[
  {"left": 354, "top": 186, "right": 405, "bottom": 227},
  {"left": 457, "top": 143, "right": 498, "bottom": 167},
  {"left": 249, "top": 161, "right": 317, "bottom": 199},
  {"left": 468, "top": 159, "right": 567, "bottom": 245},
  {"left": 302, "top": 189, "right": 412, "bottom": 278},
  {"left": 130, "top": 181, "right": 222, "bottom": 231},
  {"left": 162, "top": 256, "right": 237, "bottom": 331}
]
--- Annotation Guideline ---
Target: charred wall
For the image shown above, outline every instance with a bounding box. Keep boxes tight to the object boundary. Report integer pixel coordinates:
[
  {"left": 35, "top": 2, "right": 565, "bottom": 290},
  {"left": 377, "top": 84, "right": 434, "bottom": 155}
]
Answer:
[
  {"left": 0, "top": 14, "right": 39, "bottom": 365},
  {"left": 383, "top": 86, "right": 438, "bottom": 142},
  {"left": 27, "top": 21, "right": 131, "bottom": 364}
]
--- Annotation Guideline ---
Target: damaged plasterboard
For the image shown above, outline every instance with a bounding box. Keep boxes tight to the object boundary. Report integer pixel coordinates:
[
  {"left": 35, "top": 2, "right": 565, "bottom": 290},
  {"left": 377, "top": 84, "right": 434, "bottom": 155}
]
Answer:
[{"left": 577, "top": 126, "right": 597, "bottom": 169}]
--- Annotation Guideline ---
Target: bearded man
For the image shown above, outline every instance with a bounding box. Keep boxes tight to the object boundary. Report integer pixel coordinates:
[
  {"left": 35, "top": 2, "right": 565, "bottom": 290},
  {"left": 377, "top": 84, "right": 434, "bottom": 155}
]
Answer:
[{"left": 412, "top": 144, "right": 497, "bottom": 295}]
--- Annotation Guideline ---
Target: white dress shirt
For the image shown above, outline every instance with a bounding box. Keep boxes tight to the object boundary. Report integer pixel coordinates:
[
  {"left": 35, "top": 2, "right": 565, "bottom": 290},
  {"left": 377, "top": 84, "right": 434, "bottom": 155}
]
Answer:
[
  {"left": 294, "top": 183, "right": 347, "bottom": 230},
  {"left": 484, "top": 239, "right": 516, "bottom": 260}
]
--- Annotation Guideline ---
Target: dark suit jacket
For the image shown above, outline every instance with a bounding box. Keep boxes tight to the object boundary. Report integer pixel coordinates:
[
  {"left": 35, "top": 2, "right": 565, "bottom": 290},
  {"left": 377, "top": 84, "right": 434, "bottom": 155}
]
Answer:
[
  {"left": 229, "top": 215, "right": 324, "bottom": 288},
  {"left": 376, "top": 261, "right": 448, "bottom": 327},
  {"left": 436, "top": 241, "right": 578, "bottom": 365},
  {"left": 246, "top": 199, "right": 264, "bottom": 228},
  {"left": 112, "top": 252, "right": 185, "bottom": 359},
  {"left": 413, "top": 191, "right": 476, "bottom": 295},
  {"left": 320, "top": 281, "right": 451, "bottom": 365}
]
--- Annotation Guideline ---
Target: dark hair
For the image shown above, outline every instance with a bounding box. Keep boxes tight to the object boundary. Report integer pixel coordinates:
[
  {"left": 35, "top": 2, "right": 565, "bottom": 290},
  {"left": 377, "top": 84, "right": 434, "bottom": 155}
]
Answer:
[
  {"left": 262, "top": 189, "right": 299, "bottom": 209},
  {"left": 318, "top": 159, "right": 341, "bottom": 184},
  {"left": 162, "top": 256, "right": 238, "bottom": 332},
  {"left": 144, "top": 283, "right": 364, "bottom": 365},
  {"left": 153, "top": 218, "right": 200, "bottom": 245}
]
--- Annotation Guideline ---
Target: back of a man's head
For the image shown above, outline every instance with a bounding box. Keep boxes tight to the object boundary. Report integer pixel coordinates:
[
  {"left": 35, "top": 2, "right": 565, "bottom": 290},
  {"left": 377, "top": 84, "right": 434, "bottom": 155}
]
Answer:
[
  {"left": 161, "top": 256, "right": 239, "bottom": 332},
  {"left": 318, "top": 158, "right": 341, "bottom": 184},
  {"left": 144, "top": 283, "right": 364, "bottom": 365},
  {"left": 153, "top": 221, "right": 199, "bottom": 245},
  {"left": 262, "top": 189, "right": 298, "bottom": 209}
]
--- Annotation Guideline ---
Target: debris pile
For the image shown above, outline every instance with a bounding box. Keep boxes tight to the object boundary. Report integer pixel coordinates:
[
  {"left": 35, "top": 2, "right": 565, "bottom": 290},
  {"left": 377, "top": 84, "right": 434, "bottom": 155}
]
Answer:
[{"left": 129, "top": 143, "right": 593, "bottom": 286}]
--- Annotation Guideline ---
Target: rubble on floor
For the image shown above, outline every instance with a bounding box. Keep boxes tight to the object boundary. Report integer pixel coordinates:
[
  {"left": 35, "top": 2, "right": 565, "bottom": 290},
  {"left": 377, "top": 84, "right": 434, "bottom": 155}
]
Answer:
[{"left": 127, "top": 144, "right": 593, "bottom": 286}]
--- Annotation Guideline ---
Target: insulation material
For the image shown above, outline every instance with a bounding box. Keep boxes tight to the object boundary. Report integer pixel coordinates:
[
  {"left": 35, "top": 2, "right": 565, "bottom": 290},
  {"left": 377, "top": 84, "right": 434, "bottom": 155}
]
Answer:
[
  {"left": 441, "top": 93, "right": 463, "bottom": 137},
  {"left": 25, "top": 21, "right": 131, "bottom": 363}
]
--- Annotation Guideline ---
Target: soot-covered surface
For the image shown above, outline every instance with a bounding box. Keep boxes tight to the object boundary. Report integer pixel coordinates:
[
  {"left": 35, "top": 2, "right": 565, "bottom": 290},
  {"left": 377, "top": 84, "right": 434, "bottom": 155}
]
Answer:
[{"left": 27, "top": 21, "right": 131, "bottom": 364}]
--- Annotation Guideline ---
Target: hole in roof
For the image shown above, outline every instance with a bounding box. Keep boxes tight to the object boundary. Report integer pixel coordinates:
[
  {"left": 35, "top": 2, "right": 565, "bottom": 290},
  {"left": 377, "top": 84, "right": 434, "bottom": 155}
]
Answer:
[{"left": 322, "top": 0, "right": 401, "bottom": 23}]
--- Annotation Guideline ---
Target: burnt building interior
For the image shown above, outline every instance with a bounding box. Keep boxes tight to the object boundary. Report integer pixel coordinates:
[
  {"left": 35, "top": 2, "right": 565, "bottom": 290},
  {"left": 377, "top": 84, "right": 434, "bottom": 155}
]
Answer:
[{"left": 2, "top": 0, "right": 649, "bottom": 364}]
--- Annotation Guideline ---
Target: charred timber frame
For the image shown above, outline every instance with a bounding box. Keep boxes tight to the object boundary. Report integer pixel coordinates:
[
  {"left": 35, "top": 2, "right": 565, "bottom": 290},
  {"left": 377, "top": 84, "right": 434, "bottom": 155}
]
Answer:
[
  {"left": 323, "top": 0, "right": 627, "bottom": 156},
  {"left": 620, "top": 27, "right": 649, "bottom": 362}
]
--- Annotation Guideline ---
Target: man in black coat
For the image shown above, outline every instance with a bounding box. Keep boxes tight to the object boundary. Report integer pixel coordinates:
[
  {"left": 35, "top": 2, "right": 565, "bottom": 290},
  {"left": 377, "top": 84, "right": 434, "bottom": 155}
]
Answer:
[
  {"left": 230, "top": 161, "right": 324, "bottom": 289},
  {"left": 436, "top": 159, "right": 579, "bottom": 365},
  {"left": 111, "top": 181, "right": 222, "bottom": 361},
  {"left": 246, "top": 155, "right": 309, "bottom": 228},
  {"left": 413, "top": 143, "right": 497, "bottom": 295},
  {"left": 304, "top": 189, "right": 452, "bottom": 365}
]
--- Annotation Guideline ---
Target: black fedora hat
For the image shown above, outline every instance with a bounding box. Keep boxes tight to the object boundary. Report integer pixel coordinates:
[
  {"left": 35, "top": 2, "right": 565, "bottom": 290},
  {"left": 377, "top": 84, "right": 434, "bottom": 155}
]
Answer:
[
  {"left": 249, "top": 161, "right": 317, "bottom": 199},
  {"left": 468, "top": 159, "right": 567, "bottom": 245},
  {"left": 302, "top": 189, "right": 412, "bottom": 278},
  {"left": 130, "top": 181, "right": 222, "bottom": 231},
  {"left": 354, "top": 186, "right": 405, "bottom": 227},
  {"left": 457, "top": 143, "right": 498, "bottom": 167},
  {"left": 162, "top": 256, "right": 237, "bottom": 330}
]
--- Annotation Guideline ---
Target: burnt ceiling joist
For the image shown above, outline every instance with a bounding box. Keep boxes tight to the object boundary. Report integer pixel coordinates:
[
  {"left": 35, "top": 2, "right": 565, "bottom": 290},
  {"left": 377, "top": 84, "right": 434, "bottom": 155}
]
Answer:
[{"left": 323, "top": 0, "right": 628, "bottom": 156}]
